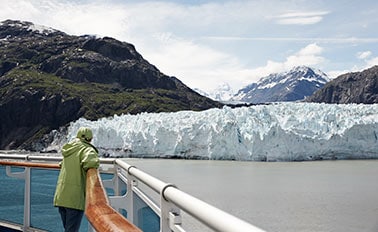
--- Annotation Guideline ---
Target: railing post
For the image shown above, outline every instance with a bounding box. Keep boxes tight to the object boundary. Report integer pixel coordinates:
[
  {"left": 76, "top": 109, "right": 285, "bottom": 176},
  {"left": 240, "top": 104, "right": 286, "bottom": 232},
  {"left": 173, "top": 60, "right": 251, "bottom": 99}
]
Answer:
[
  {"left": 126, "top": 171, "right": 136, "bottom": 223},
  {"left": 160, "top": 184, "right": 182, "bottom": 232},
  {"left": 113, "top": 167, "right": 120, "bottom": 196},
  {"left": 107, "top": 166, "right": 141, "bottom": 226},
  {"left": 107, "top": 167, "right": 129, "bottom": 214},
  {"left": 5, "top": 166, "right": 31, "bottom": 231},
  {"left": 23, "top": 167, "right": 31, "bottom": 231}
]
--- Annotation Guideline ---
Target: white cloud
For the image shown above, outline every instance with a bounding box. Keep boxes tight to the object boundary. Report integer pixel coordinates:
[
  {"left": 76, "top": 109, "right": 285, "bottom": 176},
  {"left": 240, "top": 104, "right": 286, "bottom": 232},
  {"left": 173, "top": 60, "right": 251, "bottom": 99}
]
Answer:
[
  {"left": 1, "top": 0, "right": 377, "bottom": 93},
  {"left": 142, "top": 33, "right": 247, "bottom": 91},
  {"left": 143, "top": 39, "right": 325, "bottom": 92},
  {"left": 0, "top": 0, "right": 262, "bottom": 92},
  {"left": 277, "top": 16, "right": 323, "bottom": 25},
  {"left": 365, "top": 56, "right": 378, "bottom": 67},
  {"left": 327, "top": 52, "right": 378, "bottom": 79},
  {"left": 275, "top": 11, "right": 329, "bottom": 25},
  {"left": 357, "top": 51, "right": 372, "bottom": 59},
  {"left": 355, "top": 51, "right": 378, "bottom": 71},
  {"left": 0, "top": 0, "right": 129, "bottom": 39},
  {"left": 194, "top": 43, "right": 326, "bottom": 91},
  {"left": 200, "top": 36, "right": 378, "bottom": 44},
  {"left": 241, "top": 43, "right": 325, "bottom": 81},
  {"left": 0, "top": 0, "right": 41, "bottom": 20},
  {"left": 326, "top": 70, "right": 346, "bottom": 79},
  {"left": 286, "top": 43, "right": 324, "bottom": 65}
]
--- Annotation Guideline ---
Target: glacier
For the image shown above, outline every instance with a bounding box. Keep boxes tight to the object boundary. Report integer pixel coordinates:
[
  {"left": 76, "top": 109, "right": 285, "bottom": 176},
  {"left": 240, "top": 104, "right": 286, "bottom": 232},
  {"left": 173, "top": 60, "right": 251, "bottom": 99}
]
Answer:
[{"left": 49, "top": 103, "right": 378, "bottom": 161}]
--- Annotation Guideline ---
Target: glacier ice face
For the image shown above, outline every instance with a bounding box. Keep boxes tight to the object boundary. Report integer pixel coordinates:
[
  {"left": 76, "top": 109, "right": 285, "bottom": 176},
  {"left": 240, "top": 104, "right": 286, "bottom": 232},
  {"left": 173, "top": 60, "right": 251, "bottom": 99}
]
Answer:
[{"left": 53, "top": 103, "right": 378, "bottom": 161}]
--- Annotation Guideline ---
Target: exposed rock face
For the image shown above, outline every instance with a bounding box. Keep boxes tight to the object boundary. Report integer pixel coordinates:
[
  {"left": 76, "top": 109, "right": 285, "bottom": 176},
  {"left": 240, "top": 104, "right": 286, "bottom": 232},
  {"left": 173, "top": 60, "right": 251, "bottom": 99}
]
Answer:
[
  {"left": 0, "top": 91, "right": 82, "bottom": 149},
  {"left": 306, "top": 66, "right": 378, "bottom": 104},
  {"left": 0, "top": 20, "right": 221, "bottom": 150}
]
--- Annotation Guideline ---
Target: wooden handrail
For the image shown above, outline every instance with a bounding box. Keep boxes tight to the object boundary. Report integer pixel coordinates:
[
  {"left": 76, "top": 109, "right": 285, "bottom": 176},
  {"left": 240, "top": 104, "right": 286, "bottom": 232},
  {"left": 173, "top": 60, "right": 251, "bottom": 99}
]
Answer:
[
  {"left": 85, "top": 168, "right": 142, "bottom": 232},
  {"left": 0, "top": 160, "right": 60, "bottom": 169}
]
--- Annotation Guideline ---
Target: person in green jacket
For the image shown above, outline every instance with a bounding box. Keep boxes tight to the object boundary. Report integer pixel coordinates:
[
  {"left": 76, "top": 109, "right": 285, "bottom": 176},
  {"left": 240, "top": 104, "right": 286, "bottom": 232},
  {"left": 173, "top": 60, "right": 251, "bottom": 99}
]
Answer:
[{"left": 54, "top": 127, "right": 100, "bottom": 232}]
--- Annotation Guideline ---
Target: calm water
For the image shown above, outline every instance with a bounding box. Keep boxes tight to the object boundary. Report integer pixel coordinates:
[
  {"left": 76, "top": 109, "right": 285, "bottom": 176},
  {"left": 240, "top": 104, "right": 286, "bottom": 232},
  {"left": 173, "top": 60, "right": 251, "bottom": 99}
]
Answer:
[
  {"left": 1, "top": 159, "right": 378, "bottom": 231},
  {"left": 125, "top": 159, "right": 378, "bottom": 232}
]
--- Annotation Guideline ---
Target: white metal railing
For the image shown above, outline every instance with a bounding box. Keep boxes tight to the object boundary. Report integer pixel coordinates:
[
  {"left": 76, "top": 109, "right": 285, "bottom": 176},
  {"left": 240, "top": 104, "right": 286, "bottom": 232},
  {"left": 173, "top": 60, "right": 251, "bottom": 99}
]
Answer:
[
  {"left": 0, "top": 154, "right": 62, "bottom": 232},
  {"left": 0, "top": 153, "right": 266, "bottom": 232},
  {"left": 6, "top": 164, "right": 31, "bottom": 230}
]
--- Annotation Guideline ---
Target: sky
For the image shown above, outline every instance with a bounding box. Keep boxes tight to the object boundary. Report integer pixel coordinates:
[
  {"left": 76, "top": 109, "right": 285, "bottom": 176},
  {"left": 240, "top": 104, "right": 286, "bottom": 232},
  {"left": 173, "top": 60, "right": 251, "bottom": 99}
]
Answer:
[{"left": 1, "top": 0, "right": 378, "bottom": 92}]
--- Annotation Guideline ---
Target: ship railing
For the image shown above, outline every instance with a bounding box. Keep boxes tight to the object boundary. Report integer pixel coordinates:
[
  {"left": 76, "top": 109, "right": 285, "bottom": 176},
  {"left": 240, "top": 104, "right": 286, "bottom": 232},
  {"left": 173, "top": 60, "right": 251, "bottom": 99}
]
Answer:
[{"left": 0, "top": 154, "right": 265, "bottom": 232}]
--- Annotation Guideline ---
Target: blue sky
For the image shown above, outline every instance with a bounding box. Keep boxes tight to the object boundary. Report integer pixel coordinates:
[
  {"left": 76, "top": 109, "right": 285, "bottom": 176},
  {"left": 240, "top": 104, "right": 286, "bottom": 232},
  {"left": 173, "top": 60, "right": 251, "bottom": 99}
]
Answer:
[{"left": 1, "top": 0, "right": 378, "bottom": 92}]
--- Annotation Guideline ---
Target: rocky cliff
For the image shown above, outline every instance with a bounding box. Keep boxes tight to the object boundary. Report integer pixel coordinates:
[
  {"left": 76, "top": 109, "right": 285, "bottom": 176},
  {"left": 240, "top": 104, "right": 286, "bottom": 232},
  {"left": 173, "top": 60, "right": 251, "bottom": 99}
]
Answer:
[
  {"left": 0, "top": 20, "right": 222, "bottom": 150},
  {"left": 306, "top": 65, "right": 378, "bottom": 104}
]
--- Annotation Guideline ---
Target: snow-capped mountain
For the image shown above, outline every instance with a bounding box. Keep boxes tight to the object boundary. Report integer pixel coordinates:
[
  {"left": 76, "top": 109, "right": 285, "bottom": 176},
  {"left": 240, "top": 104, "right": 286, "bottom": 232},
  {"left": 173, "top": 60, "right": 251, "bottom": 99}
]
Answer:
[
  {"left": 194, "top": 82, "right": 235, "bottom": 102},
  {"left": 232, "top": 66, "right": 330, "bottom": 104}
]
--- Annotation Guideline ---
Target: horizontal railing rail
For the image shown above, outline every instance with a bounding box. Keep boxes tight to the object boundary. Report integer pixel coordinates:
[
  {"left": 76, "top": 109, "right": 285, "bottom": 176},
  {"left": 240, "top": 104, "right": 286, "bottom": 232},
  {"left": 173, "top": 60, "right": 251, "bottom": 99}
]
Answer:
[
  {"left": 0, "top": 158, "right": 61, "bottom": 231},
  {"left": 0, "top": 154, "right": 266, "bottom": 232},
  {"left": 0, "top": 160, "right": 60, "bottom": 169}
]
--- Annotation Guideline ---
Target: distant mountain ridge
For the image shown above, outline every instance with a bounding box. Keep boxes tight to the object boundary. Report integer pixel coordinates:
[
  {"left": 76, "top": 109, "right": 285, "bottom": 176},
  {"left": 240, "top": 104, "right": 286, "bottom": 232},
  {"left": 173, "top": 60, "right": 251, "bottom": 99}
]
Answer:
[
  {"left": 200, "top": 65, "right": 378, "bottom": 105},
  {"left": 232, "top": 66, "right": 330, "bottom": 103},
  {"left": 194, "top": 82, "right": 235, "bottom": 102},
  {"left": 0, "top": 19, "right": 221, "bottom": 150}
]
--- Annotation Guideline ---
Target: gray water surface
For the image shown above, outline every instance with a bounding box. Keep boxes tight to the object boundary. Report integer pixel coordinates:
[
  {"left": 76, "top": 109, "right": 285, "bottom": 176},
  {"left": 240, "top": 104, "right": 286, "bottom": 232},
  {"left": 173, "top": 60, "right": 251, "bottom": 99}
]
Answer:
[{"left": 125, "top": 159, "right": 378, "bottom": 232}]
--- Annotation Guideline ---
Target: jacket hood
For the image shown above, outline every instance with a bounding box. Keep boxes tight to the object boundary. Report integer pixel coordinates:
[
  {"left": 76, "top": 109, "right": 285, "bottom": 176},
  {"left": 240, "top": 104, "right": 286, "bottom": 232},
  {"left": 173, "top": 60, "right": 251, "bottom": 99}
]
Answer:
[
  {"left": 61, "top": 138, "right": 99, "bottom": 158},
  {"left": 61, "top": 139, "right": 82, "bottom": 158},
  {"left": 76, "top": 127, "right": 93, "bottom": 141}
]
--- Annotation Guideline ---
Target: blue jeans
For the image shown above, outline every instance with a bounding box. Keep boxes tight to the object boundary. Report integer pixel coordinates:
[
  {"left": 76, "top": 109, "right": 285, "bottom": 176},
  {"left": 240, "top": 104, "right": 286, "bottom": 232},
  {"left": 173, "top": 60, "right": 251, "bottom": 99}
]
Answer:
[{"left": 58, "top": 207, "right": 84, "bottom": 232}]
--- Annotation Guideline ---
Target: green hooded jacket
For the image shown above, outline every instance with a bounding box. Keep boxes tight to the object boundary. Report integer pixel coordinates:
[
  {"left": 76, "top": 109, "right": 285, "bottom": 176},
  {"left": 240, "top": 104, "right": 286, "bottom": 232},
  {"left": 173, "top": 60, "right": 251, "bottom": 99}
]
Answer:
[{"left": 53, "top": 128, "right": 100, "bottom": 211}]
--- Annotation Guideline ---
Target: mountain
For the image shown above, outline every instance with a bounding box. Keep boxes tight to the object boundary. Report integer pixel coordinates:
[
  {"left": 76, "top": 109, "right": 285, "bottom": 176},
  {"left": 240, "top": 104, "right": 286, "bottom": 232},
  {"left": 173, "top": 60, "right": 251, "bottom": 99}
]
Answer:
[
  {"left": 306, "top": 65, "right": 378, "bottom": 104},
  {"left": 232, "top": 66, "right": 330, "bottom": 104},
  {"left": 194, "top": 82, "right": 235, "bottom": 102},
  {"left": 0, "top": 19, "right": 222, "bottom": 150}
]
